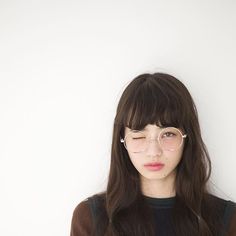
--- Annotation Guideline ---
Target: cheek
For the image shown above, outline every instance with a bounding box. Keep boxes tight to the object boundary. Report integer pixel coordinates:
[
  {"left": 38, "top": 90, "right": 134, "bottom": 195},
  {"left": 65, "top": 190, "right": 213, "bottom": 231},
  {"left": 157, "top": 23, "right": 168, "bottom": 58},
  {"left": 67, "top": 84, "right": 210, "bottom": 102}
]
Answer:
[
  {"left": 128, "top": 153, "right": 139, "bottom": 165},
  {"left": 164, "top": 149, "right": 183, "bottom": 167},
  {"left": 128, "top": 152, "right": 144, "bottom": 170}
]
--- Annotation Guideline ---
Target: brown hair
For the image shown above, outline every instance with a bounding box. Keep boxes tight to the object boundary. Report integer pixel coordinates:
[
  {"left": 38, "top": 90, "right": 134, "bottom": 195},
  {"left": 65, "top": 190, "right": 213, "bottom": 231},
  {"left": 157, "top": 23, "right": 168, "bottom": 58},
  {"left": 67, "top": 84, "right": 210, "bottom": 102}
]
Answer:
[{"left": 93, "top": 73, "right": 225, "bottom": 236}]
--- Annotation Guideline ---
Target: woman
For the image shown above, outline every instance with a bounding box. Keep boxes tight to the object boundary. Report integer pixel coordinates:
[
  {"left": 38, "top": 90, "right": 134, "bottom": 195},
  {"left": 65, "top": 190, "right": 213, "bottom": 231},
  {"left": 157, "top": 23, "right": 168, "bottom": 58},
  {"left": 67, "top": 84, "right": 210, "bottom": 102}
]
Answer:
[{"left": 70, "top": 72, "right": 236, "bottom": 236}]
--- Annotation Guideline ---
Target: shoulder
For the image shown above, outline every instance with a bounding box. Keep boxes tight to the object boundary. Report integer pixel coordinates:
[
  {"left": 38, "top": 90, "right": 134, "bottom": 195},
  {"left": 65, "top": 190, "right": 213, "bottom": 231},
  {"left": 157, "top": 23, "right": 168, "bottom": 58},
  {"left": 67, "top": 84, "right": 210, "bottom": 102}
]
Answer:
[
  {"left": 70, "top": 193, "right": 106, "bottom": 236},
  {"left": 205, "top": 194, "right": 235, "bottom": 210},
  {"left": 206, "top": 194, "right": 236, "bottom": 235},
  {"left": 223, "top": 198, "right": 236, "bottom": 236},
  {"left": 70, "top": 198, "right": 93, "bottom": 236},
  {"left": 72, "top": 198, "right": 91, "bottom": 219}
]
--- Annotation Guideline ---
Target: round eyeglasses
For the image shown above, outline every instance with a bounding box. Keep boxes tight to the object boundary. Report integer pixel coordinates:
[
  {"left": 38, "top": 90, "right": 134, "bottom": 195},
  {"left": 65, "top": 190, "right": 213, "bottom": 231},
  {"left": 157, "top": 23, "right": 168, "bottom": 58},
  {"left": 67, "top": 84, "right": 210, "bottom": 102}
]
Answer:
[{"left": 120, "top": 127, "right": 187, "bottom": 153}]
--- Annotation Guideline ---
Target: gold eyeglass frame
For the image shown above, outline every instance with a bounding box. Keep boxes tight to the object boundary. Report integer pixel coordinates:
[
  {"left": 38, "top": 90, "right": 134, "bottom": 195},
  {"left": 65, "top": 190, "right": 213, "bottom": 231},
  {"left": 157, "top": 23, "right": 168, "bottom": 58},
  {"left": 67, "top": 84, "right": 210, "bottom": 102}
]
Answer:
[{"left": 120, "top": 127, "right": 187, "bottom": 153}]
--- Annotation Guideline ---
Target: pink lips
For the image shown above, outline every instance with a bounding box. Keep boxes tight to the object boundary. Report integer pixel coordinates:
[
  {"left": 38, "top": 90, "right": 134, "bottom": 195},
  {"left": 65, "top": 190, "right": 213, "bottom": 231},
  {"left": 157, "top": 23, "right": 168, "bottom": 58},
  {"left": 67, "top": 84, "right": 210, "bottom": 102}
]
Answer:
[{"left": 144, "top": 162, "right": 165, "bottom": 171}]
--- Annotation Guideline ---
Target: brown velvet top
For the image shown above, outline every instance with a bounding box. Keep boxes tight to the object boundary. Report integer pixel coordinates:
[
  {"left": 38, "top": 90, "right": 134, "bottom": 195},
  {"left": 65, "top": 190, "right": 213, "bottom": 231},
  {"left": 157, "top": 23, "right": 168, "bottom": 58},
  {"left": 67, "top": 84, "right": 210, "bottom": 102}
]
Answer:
[{"left": 70, "top": 196, "right": 236, "bottom": 236}]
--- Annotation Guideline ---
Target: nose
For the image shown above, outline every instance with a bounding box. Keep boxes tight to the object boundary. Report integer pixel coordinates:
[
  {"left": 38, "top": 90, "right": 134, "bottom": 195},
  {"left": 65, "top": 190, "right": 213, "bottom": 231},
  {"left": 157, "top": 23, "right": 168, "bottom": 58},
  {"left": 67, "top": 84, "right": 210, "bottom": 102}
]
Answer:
[{"left": 146, "top": 139, "right": 163, "bottom": 157}]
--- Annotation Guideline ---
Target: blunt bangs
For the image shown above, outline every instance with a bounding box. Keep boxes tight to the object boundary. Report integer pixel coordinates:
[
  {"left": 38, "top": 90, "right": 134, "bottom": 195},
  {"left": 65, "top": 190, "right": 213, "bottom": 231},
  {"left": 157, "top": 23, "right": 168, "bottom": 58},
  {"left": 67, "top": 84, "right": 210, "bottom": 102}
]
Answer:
[{"left": 120, "top": 76, "right": 186, "bottom": 131}]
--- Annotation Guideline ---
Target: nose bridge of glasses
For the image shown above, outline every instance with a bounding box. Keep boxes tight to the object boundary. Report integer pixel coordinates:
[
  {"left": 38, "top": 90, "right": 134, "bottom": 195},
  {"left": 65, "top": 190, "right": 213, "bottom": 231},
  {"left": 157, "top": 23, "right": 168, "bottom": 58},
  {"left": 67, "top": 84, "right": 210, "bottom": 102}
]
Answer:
[
  {"left": 148, "top": 137, "right": 159, "bottom": 143},
  {"left": 148, "top": 131, "right": 163, "bottom": 142},
  {"left": 146, "top": 135, "right": 162, "bottom": 148}
]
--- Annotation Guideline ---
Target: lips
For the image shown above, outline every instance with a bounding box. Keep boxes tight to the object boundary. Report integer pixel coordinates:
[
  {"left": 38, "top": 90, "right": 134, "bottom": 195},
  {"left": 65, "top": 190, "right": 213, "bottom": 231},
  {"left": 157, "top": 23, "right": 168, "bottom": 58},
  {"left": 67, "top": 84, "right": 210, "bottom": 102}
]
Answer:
[
  {"left": 144, "top": 162, "right": 164, "bottom": 167},
  {"left": 144, "top": 162, "right": 165, "bottom": 171}
]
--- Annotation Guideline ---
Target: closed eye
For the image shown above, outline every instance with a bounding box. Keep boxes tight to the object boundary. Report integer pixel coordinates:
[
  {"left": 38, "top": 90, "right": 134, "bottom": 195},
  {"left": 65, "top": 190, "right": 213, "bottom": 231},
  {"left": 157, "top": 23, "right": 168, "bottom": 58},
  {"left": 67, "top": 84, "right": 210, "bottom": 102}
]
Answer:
[{"left": 132, "top": 137, "right": 145, "bottom": 140}]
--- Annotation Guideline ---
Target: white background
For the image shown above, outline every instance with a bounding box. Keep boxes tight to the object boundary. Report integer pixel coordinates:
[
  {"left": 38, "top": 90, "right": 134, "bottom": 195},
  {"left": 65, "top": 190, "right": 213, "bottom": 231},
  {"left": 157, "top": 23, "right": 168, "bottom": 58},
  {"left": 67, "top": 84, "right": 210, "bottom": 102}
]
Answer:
[{"left": 0, "top": 1, "right": 236, "bottom": 235}]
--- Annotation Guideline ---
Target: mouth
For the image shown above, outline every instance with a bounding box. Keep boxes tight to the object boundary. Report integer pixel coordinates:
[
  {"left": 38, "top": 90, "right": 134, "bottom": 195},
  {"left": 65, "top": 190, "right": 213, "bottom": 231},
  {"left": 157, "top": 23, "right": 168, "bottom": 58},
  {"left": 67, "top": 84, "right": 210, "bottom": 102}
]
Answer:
[{"left": 144, "top": 162, "right": 165, "bottom": 171}]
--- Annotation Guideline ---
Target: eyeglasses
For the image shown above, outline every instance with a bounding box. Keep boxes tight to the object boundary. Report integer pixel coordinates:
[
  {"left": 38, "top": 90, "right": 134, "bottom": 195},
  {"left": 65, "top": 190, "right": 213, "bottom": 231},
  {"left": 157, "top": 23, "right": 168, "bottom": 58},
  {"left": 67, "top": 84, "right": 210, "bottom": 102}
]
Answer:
[{"left": 120, "top": 127, "right": 187, "bottom": 153}]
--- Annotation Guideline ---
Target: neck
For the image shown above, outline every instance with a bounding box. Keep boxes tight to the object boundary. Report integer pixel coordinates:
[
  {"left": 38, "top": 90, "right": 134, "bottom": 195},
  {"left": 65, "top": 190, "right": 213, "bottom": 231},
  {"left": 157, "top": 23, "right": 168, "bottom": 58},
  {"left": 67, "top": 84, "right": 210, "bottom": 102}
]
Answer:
[{"left": 140, "top": 171, "right": 176, "bottom": 198}]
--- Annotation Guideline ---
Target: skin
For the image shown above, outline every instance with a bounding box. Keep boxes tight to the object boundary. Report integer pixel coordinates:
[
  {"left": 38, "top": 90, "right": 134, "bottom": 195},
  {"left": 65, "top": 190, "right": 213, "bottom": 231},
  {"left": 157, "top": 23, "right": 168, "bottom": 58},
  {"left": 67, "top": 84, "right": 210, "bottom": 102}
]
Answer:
[{"left": 125, "top": 124, "right": 185, "bottom": 198}]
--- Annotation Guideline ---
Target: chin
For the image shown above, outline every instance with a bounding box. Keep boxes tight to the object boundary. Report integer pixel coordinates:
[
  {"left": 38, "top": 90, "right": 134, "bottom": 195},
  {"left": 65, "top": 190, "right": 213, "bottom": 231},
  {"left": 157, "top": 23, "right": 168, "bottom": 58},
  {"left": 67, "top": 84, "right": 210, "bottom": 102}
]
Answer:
[{"left": 141, "top": 172, "right": 169, "bottom": 180}]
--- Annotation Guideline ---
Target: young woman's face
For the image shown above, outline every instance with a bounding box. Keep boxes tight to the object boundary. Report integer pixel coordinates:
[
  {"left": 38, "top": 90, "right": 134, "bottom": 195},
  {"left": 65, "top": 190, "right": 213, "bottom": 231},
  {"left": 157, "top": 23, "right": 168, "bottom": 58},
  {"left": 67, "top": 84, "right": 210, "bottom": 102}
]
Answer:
[{"left": 124, "top": 124, "right": 185, "bottom": 181}]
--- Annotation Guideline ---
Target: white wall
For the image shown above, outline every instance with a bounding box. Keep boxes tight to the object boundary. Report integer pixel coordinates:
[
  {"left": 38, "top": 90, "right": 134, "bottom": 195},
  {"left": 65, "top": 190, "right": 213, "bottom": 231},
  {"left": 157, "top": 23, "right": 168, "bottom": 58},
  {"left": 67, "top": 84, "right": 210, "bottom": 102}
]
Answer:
[{"left": 0, "top": 0, "right": 235, "bottom": 235}]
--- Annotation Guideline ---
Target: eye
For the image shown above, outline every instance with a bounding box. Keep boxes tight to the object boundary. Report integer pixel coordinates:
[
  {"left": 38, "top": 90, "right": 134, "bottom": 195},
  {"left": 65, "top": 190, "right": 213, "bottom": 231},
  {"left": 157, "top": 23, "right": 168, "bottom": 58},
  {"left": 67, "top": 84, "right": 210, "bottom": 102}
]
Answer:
[
  {"left": 131, "top": 134, "right": 146, "bottom": 139},
  {"left": 132, "top": 136, "right": 145, "bottom": 140},
  {"left": 162, "top": 132, "right": 175, "bottom": 138},
  {"left": 130, "top": 131, "right": 146, "bottom": 140}
]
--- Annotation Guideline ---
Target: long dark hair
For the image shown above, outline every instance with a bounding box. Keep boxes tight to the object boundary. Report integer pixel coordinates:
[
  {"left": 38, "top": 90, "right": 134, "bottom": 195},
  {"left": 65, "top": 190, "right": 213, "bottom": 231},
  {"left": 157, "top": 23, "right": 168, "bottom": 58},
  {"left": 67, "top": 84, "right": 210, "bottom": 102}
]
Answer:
[{"left": 93, "top": 73, "right": 225, "bottom": 236}]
